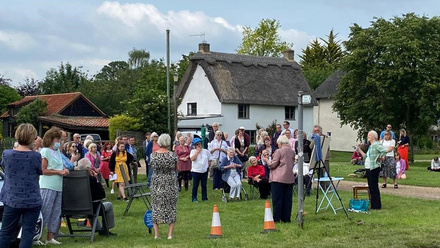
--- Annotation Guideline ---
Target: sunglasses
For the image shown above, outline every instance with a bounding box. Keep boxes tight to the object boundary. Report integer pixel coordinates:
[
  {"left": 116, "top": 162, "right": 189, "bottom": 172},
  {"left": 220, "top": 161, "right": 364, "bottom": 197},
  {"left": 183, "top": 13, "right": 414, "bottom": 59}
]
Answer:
[{"left": 263, "top": 154, "right": 269, "bottom": 157}]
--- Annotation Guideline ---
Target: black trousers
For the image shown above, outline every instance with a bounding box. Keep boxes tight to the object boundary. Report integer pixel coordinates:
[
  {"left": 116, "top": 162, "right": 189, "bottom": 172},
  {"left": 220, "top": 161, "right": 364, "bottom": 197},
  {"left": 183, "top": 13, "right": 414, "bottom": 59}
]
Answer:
[
  {"left": 366, "top": 167, "right": 381, "bottom": 209},
  {"left": 271, "top": 182, "right": 293, "bottom": 222}
]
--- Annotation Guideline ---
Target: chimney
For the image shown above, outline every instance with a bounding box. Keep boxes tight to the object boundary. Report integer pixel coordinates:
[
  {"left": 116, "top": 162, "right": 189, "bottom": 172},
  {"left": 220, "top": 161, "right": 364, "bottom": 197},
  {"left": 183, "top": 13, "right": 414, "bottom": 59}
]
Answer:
[
  {"left": 198, "top": 43, "right": 210, "bottom": 53},
  {"left": 282, "top": 49, "right": 294, "bottom": 61}
]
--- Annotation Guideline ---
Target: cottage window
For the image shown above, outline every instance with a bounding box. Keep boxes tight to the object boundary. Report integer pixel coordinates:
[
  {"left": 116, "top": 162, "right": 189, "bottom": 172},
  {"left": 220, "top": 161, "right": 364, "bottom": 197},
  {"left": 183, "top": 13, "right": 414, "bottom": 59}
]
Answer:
[
  {"left": 238, "top": 104, "right": 249, "bottom": 119},
  {"left": 187, "top": 103, "right": 197, "bottom": 116},
  {"left": 285, "top": 106, "right": 295, "bottom": 120}
]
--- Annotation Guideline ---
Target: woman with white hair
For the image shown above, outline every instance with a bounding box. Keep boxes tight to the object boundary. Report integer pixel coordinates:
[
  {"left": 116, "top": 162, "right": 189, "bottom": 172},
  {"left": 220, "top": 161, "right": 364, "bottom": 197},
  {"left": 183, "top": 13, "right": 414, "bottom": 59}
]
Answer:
[
  {"left": 262, "top": 135, "right": 295, "bottom": 222},
  {"left": 208, "top": 130, "right": 229, "bottom": 190},
  {"left": 150, "top": 134, "right": 179, "bottom": 240},
  {"left": 219, "top": 147, "right": 243, "bottom": 201},
  {"left": 356, "top": 130, "right": 388, "bottom": 210},
  {"left": 86, "top": 142, "right": 102, "bottom": 184}
]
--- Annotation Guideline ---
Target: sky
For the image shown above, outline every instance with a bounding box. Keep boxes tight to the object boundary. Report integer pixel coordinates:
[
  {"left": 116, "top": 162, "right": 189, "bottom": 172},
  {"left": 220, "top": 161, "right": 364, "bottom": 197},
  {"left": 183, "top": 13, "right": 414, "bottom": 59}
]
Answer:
[{"left": 1, "top": 0, "right": 439, "bottom": 86}]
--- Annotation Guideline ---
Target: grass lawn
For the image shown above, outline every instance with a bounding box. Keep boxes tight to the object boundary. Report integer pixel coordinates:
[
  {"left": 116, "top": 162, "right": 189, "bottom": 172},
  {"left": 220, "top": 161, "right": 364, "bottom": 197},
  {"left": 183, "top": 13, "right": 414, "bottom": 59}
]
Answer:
[{"left": 57, "top": 166, "right": 440, "bottom": 248}]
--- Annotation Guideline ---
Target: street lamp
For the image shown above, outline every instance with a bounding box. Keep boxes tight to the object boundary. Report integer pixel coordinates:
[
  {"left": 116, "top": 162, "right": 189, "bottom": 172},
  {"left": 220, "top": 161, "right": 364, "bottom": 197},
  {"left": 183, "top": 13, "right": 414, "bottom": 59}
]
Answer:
[{"left": 173, "top": 72, "right": 179, "bottom": 136}]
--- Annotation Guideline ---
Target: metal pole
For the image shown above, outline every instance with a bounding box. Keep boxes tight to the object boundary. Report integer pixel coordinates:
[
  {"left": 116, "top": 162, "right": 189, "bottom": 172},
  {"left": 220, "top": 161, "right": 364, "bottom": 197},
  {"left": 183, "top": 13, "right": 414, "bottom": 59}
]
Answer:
[
  {"left": 173, "top": 81, "right": 178, "bottom": 134},
  {"left": 166, "top": 29, "right": 171, "bottom": 134},
  {"left": 297, "top": 91, "right": 304, "bottom": 228}
]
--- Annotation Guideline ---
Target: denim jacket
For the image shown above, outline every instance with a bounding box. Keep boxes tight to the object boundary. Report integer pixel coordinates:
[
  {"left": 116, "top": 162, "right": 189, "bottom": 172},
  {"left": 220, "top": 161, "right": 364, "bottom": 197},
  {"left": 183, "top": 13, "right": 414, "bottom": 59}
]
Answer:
[{"left": 219, "top": 155, "right": 243, "bottom": 181}]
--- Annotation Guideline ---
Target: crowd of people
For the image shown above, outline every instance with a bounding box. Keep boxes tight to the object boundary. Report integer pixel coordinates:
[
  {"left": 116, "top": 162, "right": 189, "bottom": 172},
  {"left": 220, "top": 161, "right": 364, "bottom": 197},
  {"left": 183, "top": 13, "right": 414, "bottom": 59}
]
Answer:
[
  {"left": 355, "top": 124, "right": 411, "bottom": 210},
  {"left": 0, "top": 120, "right": 423, "bottom": 245}
]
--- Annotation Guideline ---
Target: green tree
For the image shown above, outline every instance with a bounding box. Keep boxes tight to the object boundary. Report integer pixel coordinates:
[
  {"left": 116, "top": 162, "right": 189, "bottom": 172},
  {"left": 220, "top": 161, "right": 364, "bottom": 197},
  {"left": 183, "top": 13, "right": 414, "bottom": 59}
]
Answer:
[
  {"left": 15, "top": 99, "right": 47, "bottom": 127},
  {"left": 128, "top": 48, "right": 150, "bottom": 69},
  {"left": 0, "top": 84, "right": 21, "bottom": 113},
  {"left": 39, "top": 62, "right": 87, "bottom": 94},
  {"left": 300, "top": 30, "right": 343, "bottom": 89},
  {"left": 124, "top": 59, "right": 168, "bottom": 133},
  {"left": 80, "top": 61, "right": 133, "bottom": 116},
  {"left": 333, "top": 13, "right": 440, "bottom": 140},
  {"left": 108, "top": 114, "right": 142, "bottom": 140},
  {"left": 236, "top": 19, "right": 293, "bottom": 57}
]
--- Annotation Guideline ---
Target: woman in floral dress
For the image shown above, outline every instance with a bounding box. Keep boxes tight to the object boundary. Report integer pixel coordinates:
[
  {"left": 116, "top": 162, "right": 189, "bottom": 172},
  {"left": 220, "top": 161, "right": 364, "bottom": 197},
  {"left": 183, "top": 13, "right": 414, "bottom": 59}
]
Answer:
[{"left": 150, "top": 134, "right": 179, "bottom": 240}]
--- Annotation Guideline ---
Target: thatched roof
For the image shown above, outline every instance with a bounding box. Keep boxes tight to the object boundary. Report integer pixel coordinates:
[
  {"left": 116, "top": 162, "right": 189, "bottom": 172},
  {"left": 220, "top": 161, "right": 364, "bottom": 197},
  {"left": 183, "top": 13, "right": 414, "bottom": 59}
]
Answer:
[
  {"left": 313, "top": 70, "right": 345, "bottom": 99},
  {"left": 176, "top": 49, "right": 315, "bottom": 106}
]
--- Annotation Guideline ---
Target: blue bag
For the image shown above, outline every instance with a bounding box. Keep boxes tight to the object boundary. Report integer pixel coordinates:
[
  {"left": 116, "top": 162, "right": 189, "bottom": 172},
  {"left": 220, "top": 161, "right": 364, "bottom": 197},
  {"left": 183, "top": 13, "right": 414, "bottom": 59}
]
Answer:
[{"left": 349, "top": 199, "right": 369, "bottom": 211}]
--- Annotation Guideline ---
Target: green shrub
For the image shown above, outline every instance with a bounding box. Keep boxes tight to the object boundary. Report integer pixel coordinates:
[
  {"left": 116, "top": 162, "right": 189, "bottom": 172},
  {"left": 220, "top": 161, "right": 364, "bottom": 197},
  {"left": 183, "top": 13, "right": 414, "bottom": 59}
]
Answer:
[{"left": 109, "top": 114, "right": 142, "bottom": 140}]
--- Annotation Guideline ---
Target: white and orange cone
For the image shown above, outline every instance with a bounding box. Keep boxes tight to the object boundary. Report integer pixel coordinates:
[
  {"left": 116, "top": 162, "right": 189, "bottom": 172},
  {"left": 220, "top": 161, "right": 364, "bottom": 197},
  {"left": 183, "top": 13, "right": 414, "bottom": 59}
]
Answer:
[
  {"left": 209, "top": 204, "right": 223, "bottom": 238},
  {"left": 262, "top": 201, "right": 279, "bottom": 233}
]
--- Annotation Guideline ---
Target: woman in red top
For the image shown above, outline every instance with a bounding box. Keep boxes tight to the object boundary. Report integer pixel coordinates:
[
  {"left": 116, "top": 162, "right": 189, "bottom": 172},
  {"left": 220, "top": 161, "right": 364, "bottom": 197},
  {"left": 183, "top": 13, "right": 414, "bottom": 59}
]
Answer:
[
  {"left": 175, "top": 136, "right": 191, "bottom": 191},
  {"left": 247, "top": 156, "right": 271, "bottom": 199},
  {"left": 100, "top": 141, "right": 113, "bottom": 189}
]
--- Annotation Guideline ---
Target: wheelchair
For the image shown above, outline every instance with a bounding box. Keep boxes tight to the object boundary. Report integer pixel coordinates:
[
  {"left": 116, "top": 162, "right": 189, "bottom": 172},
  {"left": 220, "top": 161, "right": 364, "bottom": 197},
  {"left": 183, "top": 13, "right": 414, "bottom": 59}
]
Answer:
[{"left": 221, "top": 181, "right": 248, "bottom": 203}]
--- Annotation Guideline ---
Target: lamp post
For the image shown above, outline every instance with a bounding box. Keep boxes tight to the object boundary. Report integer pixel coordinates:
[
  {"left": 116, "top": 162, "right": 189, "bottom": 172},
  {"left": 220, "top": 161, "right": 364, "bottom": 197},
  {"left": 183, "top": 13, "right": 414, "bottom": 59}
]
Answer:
[
  {"left": 297, "top": 91, "right": 311, "bottom": 228},
  {"left": 166, "top": 29, "right": 171, "bottom": 134},
  {"left": 173, "top": 72, "right": 179, "bottom": 136}
]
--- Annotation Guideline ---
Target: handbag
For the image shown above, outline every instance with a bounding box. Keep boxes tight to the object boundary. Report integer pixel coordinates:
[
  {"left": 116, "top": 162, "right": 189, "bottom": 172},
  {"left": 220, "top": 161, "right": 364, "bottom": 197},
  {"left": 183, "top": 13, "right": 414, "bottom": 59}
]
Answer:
[
  {"left": 210, "top": 141, "right": 223, "bottom": 170},
  {"left": 349, "top": 199, "right": 369, "bottom": 212}
]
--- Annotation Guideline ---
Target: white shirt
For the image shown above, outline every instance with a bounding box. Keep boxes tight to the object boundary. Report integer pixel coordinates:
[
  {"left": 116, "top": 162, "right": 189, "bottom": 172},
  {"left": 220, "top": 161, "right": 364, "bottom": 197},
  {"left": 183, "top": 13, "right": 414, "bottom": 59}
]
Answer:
[
  {"left": 431, "top": 159, "right": 440, "bottom": 170},
  {"left": 190, "top": 149, "right": 211, "bottom": 173},
  {"left": 381, "top": 139, "right": 395, "bottom": 157},
  {"left": 293, "top": 162, "right": 312, "bottom": 176},
  {"left": 208, "top": 139, "right": 229, "bottom": 161}
]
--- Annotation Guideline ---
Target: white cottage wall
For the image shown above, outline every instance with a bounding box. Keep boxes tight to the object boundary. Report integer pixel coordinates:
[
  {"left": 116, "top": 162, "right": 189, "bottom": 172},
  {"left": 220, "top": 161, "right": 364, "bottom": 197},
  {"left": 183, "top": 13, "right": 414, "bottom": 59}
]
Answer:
[
  {"left": 177, "top": 65, "right": 222, "bottom": 116},
  {"left": 313, "top": 98, "right": 359, "bottom": 152}
]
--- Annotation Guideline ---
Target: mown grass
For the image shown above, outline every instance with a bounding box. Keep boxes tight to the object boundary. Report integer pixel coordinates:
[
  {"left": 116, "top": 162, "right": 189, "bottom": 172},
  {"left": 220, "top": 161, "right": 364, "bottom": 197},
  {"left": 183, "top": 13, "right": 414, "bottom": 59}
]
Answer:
[{"left": 57, "top": 166, "right": 440, "bottom": 248}]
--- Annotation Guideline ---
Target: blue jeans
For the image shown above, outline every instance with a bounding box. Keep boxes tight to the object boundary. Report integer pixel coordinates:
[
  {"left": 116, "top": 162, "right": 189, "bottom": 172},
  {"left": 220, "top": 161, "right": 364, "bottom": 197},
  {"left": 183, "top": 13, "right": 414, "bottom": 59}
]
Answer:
[
  {"left": 191, "top": 171, "right": 208, "bottom": 201},
  {"left": 0, "top": 204, "right": 42, "bottom": 248}
]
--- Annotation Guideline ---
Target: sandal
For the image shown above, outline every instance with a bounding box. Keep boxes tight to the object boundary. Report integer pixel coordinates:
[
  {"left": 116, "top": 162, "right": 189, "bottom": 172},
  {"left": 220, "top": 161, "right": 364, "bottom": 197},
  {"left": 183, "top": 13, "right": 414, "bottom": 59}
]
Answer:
[
  {"left": 394, "top": 184, "right": 398, "bottom": 189},
  {"left": 381, "top": 184, "right": 387, "bottom": 188}
]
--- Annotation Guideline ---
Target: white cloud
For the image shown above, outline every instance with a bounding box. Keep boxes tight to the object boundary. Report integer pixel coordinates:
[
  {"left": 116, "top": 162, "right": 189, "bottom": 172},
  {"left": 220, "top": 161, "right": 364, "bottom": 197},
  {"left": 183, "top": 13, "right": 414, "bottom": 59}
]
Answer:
[
  {"left": 0, "top": 30, "right": 37, "bottom": 51},
  {"left": 279, "top": 29, "right": 316, "bottom": 60},
  {"left": 96, "top": 1, "right": 242, "bottom": 38}
]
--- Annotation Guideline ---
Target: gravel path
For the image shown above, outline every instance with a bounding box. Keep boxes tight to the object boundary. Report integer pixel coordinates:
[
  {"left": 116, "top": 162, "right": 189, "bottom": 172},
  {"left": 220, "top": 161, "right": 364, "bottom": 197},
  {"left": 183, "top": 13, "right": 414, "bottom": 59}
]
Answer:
[
  {"left": 138, "top": 160, "right": 439, "bottom": 200},
  {"left": 336, "top": 180, "right": 440, "bottom": 200}
]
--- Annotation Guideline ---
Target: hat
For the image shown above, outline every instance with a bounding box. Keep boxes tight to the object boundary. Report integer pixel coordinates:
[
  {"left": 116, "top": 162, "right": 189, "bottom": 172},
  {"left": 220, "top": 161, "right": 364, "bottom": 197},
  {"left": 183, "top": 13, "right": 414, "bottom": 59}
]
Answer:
[{"left": 239, "top": 126, "right": 245, "bottom": 130}]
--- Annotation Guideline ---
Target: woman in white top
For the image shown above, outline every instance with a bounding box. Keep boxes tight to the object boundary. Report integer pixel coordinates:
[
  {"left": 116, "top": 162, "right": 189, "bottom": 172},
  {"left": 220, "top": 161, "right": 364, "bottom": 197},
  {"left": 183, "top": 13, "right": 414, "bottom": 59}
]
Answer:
[
  {"left": 380, "top": 131, "right": 396, "bottom": 188},
  {"left": 190, "top": 138, "right": 211, "bottom": 202}
]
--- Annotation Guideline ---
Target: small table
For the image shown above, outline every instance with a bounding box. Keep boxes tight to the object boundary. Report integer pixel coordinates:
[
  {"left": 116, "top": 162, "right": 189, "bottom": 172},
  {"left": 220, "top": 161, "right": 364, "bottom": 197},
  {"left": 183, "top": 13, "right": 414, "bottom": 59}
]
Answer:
[{"left": 314, "top": 177, "right": 344, "bottom": 214}]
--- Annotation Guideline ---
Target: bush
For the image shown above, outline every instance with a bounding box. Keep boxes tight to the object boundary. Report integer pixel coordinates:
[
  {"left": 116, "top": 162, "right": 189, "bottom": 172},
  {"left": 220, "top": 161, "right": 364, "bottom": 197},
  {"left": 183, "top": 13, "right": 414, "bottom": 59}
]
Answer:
[{"left": 109, "top": 115, "right": 142, "bottom": 141}]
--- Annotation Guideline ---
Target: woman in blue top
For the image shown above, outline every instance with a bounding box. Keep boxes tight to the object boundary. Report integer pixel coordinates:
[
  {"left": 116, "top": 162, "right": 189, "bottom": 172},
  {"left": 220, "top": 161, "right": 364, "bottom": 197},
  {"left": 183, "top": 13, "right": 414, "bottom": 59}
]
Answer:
[
  {"left": 220, "top": 148, "right": 243, "bottom": 201},
  {"left": 0, "top": 123, "right": 42, "bottom": 248},
  {"left": 39, "top": 126, "right": 70, "bottom": 245}
]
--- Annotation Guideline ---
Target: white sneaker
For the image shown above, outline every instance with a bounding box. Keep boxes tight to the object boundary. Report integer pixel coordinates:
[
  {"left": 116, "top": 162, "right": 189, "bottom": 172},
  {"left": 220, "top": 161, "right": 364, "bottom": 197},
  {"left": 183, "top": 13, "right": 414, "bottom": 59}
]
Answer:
[
  {"left": 46, "top": 239, "right": 62, "bottom": 245},
  {"left": 33, "top": 240, "right": 46, "bottom": 246},
  {"left": 110, "top": 189, "right": 114, "bottom": 194}
]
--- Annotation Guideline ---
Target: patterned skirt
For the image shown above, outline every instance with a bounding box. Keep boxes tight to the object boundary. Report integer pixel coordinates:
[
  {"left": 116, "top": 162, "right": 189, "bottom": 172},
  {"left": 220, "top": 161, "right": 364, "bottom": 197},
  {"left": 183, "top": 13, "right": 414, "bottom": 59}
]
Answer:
[{"left": 380, "top": 156, "right": 396, "bottom": 178}]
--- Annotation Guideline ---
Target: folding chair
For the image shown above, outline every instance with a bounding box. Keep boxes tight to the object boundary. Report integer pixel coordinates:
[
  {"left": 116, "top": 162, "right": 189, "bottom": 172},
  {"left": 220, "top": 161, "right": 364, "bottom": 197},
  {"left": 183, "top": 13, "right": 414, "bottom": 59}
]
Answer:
[
  {"left": 119, "top": 164, "right": 151, "bottom": 215},
  {"left": 247, "top": 178, "right": 260, "bottom": 200},
  {"left": 57, "top": 170, "right": 108, "bottom": 242}
]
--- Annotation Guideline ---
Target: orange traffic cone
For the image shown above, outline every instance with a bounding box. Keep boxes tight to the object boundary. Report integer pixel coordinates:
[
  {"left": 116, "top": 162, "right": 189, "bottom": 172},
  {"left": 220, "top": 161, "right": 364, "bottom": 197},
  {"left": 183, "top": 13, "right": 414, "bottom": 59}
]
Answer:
[
  {"left": 86, "top": 218, "right": 91, "bottom": 228},
  {"left": 262, "top": 201, "right": 279, "bottom": 233},
  {"left": 208, "top": 205, "right": 223, "bottom": 238}
]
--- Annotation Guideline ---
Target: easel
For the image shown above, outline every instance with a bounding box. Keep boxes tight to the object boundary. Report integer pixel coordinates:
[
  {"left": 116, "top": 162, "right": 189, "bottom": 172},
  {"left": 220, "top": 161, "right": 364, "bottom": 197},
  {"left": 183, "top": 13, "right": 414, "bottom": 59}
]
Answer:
[{"left": 310, "top": 135, "right": 349, "bottom": 218}]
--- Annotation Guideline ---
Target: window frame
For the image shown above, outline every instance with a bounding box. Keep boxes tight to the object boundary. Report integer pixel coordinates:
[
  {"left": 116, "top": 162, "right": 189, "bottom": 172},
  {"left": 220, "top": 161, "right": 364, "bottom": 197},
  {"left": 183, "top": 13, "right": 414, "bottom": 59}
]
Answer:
[
  {"left": 187, "top": 102, "right": 197, "bottom": 116},
  {"left": 284, "top": 106, "right": 296, "bottom": 120},
  {"left": 238, "top": 104, "right": 250, "bottom": 119}
]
